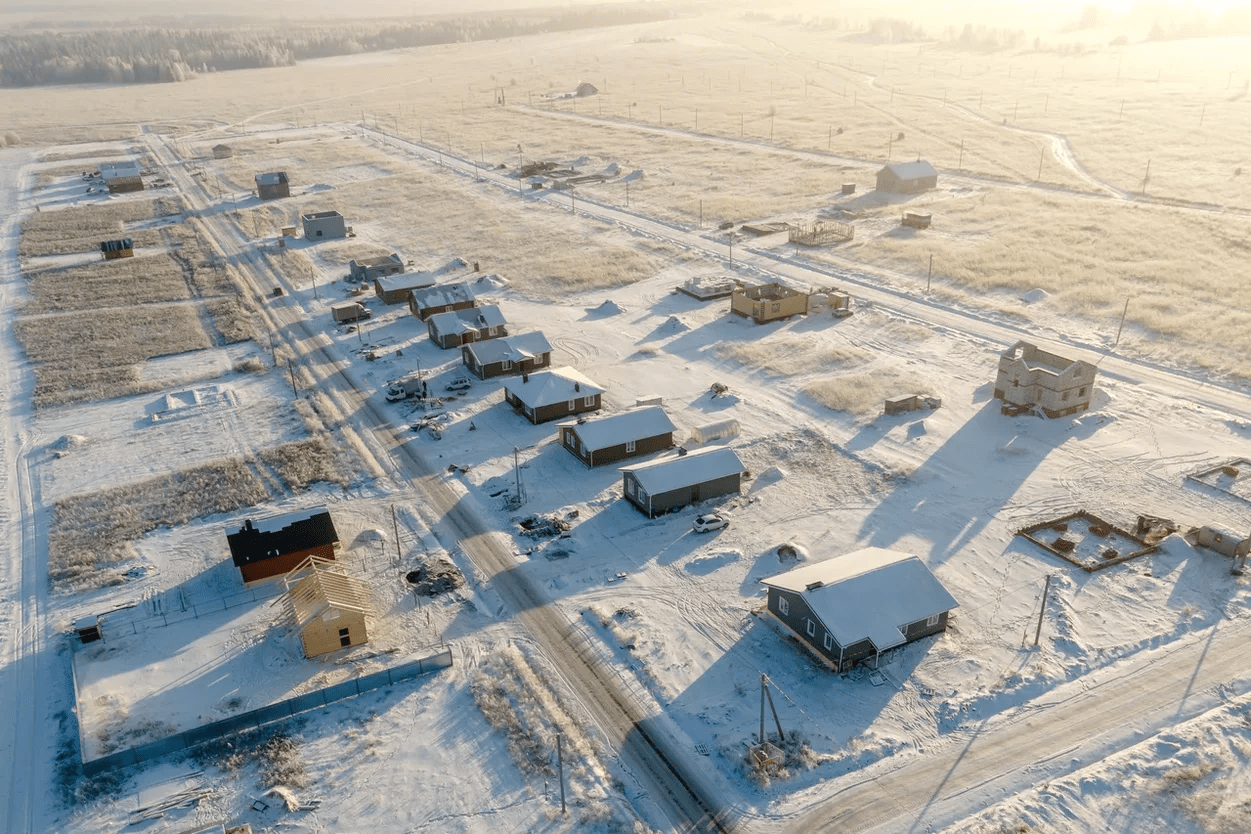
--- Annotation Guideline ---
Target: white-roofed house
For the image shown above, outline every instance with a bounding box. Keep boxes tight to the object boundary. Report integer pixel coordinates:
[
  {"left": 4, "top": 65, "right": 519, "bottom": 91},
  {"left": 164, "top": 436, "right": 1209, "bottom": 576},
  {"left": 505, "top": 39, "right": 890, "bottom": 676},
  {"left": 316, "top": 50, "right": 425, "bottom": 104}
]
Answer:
[
  {"left": 620, "top": 446, "right": 745, "bottom": 517},
  {"left": 558, "top": 406, "right": 677, "bottom": 468},
  {"left": 875, "top": 160, "right": 938, "bottom": 193},
  {"left": 760, "top": 547, "right": 958, "bottom": 671},
  {"left": 408, "top": 282, "right": 477, "bottom": 320},
  {"left": 426, "top": 304, "right": 507, "bottom": 349},
  {"left": 504, "top": 366, "right": 604, "bottom": 424},
  {"left": 374, "top": 271, "right": 437, "bottom": 305},
  {"left": 99, "top": 160, "right": 143, "bottom": 193},
  {"left": 462, "top": 331, "right": 553, "bottom": 379}
]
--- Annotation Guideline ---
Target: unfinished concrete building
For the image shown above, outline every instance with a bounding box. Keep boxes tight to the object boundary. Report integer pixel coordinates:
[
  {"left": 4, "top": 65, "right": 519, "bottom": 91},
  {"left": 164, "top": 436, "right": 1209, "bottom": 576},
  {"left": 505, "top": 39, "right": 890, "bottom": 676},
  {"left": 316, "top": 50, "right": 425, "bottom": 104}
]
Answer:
[
  {"left": 993, "top": 340, "right": 1096, "bottom": 417},
  {"left": 730, "top": 282, "right": 809, "bottom": 323}
]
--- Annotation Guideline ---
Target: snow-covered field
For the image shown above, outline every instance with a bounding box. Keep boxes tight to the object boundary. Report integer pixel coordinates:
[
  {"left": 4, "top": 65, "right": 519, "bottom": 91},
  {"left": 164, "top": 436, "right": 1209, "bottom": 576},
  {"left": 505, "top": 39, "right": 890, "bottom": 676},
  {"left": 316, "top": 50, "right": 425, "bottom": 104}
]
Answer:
[{"left": 3, "top": 7, "right": 1251, "bottom": 834}]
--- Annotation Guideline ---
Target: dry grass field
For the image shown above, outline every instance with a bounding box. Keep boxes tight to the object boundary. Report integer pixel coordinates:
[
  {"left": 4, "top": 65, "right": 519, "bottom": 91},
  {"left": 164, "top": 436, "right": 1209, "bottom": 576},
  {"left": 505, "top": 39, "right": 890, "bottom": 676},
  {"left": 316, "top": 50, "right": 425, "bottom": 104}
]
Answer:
[
  {"left": 19, "top": 198, "right": 180, "bottom": 258},
  {"left": 21, "top": 255, "right": 190, "bottom": 314}
]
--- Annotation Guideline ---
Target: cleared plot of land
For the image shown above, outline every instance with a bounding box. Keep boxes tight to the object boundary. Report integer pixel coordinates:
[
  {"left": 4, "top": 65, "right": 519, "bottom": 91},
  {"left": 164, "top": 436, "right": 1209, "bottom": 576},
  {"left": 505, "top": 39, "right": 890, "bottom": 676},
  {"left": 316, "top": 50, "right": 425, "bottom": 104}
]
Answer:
[
  {"left": 21, "top": 254, "right": 190, "bottom": 313},
  {"left": 19, "top": 197, "right": 180, "bottom": 257}
]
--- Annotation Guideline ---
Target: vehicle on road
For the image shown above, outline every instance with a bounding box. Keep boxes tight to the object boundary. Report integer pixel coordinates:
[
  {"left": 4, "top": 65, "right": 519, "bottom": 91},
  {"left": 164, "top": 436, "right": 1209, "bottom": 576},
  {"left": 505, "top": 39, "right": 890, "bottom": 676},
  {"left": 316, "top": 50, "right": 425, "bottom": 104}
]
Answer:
[{"left": 445, "top": 376, "right": 473, "bottom": 392}]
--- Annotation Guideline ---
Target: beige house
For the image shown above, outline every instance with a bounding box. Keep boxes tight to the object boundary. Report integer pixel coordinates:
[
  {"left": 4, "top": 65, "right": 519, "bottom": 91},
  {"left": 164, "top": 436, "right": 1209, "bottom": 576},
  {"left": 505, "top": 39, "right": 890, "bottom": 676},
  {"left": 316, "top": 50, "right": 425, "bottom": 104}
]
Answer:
[
  {"left": 730, "top": 283, "right": 809, "bottom": 323},
  {"left": 993, "top": 340, "right": 1096, "bottom": 417},
  {"left": 281, "top": 556, "right": 371, "bottom": 658}
]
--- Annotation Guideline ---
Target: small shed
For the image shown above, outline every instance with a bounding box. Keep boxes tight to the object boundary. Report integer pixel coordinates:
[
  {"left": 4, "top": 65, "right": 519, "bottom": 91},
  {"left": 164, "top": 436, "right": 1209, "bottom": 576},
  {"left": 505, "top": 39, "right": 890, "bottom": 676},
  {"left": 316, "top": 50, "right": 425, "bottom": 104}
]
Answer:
[
  {"left": 902, "top": 212, "right": 932, "bottom": 229},
  {"left": 374, "top": 272, "right": 437, "bottom": 305},
  {"left": 875, "top": 160, "right": 938, "bottom": 194},
  {"left": 100, "top": 238, "right": 134, "bottom": 260},
  {"left": 212, "top": 144, "right": 234, "bottom": 159},
  {"left": 301, "top": 210, "right": 346, "bottom": 240},
  {"left": 99, "top": 160, "right": 143, "bottom": 194},
  {"left": 558, "top": 407, "right": 678, "bottom": 468},
  {"left": 462, "top": 331, "right": 553, "bottom": 379},
  {"left": 280, "top": 556, "right": 371, "bottom": 658},
  {"left": 504, "top": 366, "right": 605, "bottom": 424},
  {"left": 620, "top": 446, "right": 746, "bottom": 517},
  {"left": 348, "top": 253, "right": 404, "bottom": 282},
  {"left": 730, "top": 282, "right": 809, "bottom": 323},
  {"left": 225, "top": 506, "right": 340, "bottom": 585},
  {"left": 427, "top": 304, "right": 507, "bottom": 349},
  {"left": 408, "top": 282, "right": 477, "bottom": 320},
  {"left": 256, "top": 171, "right": 290, "bottom": 200},
  {"left": 761, "top": 547, "right": 958, "bottom": 671}
]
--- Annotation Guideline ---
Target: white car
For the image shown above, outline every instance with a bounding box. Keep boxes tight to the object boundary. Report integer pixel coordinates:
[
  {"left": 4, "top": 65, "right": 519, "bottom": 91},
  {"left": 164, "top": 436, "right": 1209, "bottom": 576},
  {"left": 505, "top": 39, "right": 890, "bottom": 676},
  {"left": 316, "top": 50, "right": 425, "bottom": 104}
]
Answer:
[{"left": 692, "top": 512, "right": 730, "bottom": 533}]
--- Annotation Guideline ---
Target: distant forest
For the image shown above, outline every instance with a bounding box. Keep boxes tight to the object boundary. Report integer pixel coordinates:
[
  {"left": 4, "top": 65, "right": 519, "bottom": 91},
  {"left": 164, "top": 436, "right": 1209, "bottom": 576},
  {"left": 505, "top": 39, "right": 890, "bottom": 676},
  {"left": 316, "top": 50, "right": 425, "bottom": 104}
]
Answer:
[{"left": 0, "top": 3, "right": 670, "bottom": 88}]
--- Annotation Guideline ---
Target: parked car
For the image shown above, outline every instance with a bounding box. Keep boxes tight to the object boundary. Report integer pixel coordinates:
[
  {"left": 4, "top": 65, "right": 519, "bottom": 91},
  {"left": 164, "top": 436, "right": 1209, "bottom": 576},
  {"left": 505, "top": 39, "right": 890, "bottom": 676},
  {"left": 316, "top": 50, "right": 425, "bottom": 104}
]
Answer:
[
  {"left": 693, "top": 512, "right": 730, "bottom": 533},
  {"left": 445, "top": 376, "right": 473, "bottom": 392}
]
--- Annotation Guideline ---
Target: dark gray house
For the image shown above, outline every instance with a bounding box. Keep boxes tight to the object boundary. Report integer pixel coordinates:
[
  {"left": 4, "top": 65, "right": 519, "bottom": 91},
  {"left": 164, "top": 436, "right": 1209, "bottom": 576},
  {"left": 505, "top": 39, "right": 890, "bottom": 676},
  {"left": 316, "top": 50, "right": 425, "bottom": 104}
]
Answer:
[
  {"left": 761, "top": 547, "right": 957, "bottom": 671},
  {"left": 875, "top": 160, "right": 938, "bottom": 194},
  {"left": 462, "top": 332, "right": 553, "bottom": 379},
  {"left": 620, "top": 446, "right": 745, "bottom": 517},
  {"left": 504, "top": 366, "right": 604, "bottom": 424},
  {"left": 426, "top": 304, "right": 506, "bottom": 349},
  {"left": 408, "top": 282, "right": 477, "bottom": 320},
  {"left": 349, "top": 253, "right": 404, "bottom": 282},
  {"left": 302, "top": 210, "right": 347, "bottom": 240},
  {"left": 374, "top": 272, "right": 437, "bottom": 305},
  {"left": 256, "top": 171, "right": 290, "bottom": 200},
  {"left": 558, "top": 407, "right": 677, "bottom": 468}
]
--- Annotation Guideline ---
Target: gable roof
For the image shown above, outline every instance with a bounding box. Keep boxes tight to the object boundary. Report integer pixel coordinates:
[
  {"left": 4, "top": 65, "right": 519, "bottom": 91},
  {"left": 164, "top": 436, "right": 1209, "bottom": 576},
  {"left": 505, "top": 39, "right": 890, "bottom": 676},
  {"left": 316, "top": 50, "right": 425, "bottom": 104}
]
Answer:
[
  {"left": 464, "top": 331, "right": 553, "bottom": 364},
  {"left": 410, "top": 281, "right": 476, "bottom": 310},
  {"left": 558, "top": 407, "right": 677, "bottom": 452},
  {"left": 879, "top": 160, "right": 937, "bottom": 181},
  {"left": 282, "top": 556, "right": 371, "bottom": 627},
  {"left": 428, "top": 304, "right": 505, "bottom": 334},
  {"left": 761, "top": 547, "right": 957, "bottom": 652},
  {"left": 376, "top": 272, "right": 437, "bottom": 295},
  {"left": 225, "top": 506, "right": 338, "bottom": 568},
  {"left": 620, "top": 446, "right": 745, "bottom": 495},
  {"left": 504, "top": 366, "right": 604, "bottom": 408}
]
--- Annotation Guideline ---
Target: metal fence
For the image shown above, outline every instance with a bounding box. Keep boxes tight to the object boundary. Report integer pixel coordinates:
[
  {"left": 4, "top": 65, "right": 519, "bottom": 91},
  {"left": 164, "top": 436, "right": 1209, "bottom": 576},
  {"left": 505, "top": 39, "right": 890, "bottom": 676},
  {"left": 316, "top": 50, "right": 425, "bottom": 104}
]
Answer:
[{"left": 81, "top": 648, "right": 453, "bottom": 777}]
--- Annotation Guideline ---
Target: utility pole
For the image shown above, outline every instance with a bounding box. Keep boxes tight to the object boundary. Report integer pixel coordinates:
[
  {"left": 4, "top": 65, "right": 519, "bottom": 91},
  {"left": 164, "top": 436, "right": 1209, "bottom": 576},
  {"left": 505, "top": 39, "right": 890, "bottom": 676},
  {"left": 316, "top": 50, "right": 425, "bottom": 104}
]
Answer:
[
  {"left": 517, "top": 144, "right": 523, "bottom": 197},
  {"left": 287, "top": 360, "right": 297, "bottom": 396},
  {"left": 927, "top": 254, "right": 933, "bottom": 292},
  {"left": 1033, "top": 575, "right": 1052, "bottom": 647},
  {"left": 958, "top": 138, "right": 965, "bottom": 169},
  {"left": 699, "top": 199, "right": 703, "bottom": 228},
  {"left": 625, "top": 180, "right": 629, "bottom": 208},
  {"left": 1037, "top": 147, "right": 1045, "bottom": 181},
  {"left": 1142, "top": 158, "right": 1151, "bottom": 195},
  {"left": 391, "top": 504, "right": 401, "bottom": 565},
  {"left": 759, "top": 675, "right": 784, "bottom": 744},
  {"left": 1200, "top": 102, "right": 1206, "bottom": 126},
  {"left": 557, "top": 734, "right": 566, "bottom": 815},
  {"left": 1115, "top": 297, "right": 1130, "bottom": 346},
  {"left": 887, "top": 133, "right": 893, "bottom": 161}
]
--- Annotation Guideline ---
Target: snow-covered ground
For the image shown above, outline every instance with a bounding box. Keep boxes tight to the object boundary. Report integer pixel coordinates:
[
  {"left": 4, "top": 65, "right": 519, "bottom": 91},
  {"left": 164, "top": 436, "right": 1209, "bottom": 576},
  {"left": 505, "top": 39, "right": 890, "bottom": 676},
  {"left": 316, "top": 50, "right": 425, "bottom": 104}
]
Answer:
[{"left": 3, "top": 13, "right": 1251, "bottom": 834}]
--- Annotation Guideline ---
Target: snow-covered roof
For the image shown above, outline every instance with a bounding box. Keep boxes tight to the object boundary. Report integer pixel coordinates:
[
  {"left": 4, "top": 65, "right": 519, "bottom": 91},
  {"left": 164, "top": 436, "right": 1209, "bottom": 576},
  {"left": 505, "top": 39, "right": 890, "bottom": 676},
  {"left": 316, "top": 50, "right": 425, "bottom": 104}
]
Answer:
[
  {"left": 428, "top": 304, "right": 506, "bottom": 334},
  {"left": 504, "top": 366, "right": 605, "bottom": 408},
  {"left": 303, "top": 210, "right": 342, "bottom": 220},
  {"left": 880, "top": 160, "right": 937, "bottom": 181},
  {"left": 410, "top": 282, "right": 476, "bottom": 310},
  {"left": 376, "top": 272, "right": 437, "bottom": 294},
  {"left": 99, "top": 160, "right": 140, "bottom": 179},
  {"left": 558, "top": 407, "right": 677, "bottom": 452},
  {"left": 464, "top": 331, "right": 552, "bottom": 364},
  {"left": 620, "top": 447, "right": 745, "bottom": 495},
  {"left": 761, "top": 548, "right": 958, "bottom": 651},
  {"left": 255, "top": 171, "right": 288, "bottom": 185},
  {"left": 232, "top": 505, "right": 331, "bottom": 535}
]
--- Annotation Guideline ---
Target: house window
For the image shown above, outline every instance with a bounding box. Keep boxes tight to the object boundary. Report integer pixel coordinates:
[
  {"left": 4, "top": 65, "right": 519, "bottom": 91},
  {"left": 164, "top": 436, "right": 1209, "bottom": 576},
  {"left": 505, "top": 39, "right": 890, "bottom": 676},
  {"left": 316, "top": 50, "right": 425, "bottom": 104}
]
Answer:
[
  {"left": 565, "top": 432, "right": 576, "bottom": 449},
  {"left": 806, "top": 619, "right": 815, "bottom": 637},
  {"left": 626, "top": 440, "right": 637, "bottom": 454},
  {"left": 338, "top": 627, "right": 351, "bottom": 647},
  {"left": 771, "top": 303, "right": 781, "bottom": 314},
  {"left": 579, "top": 441, "right": 586, "bottom": 456},
  {"left": 823, "top": 633, "right": 833, "bottom": 650},
  {"left": 636, "top": 485, "right": 648, "bottom": 502},
  {"left": 568, "top": 399, "right": 576, "bottom": 412},
  {"left": 1062, "top": 390, "right": 1070, "bottom": 401},
  {"left": 487, "top": 326, "right": 497, "bottom": 336},
  {"left": 315, "top": 230, "right": 323, "bottom": 238},
  {"left": 778, "top": 596, "right": 789, "bottom": 615},
  {"left": 1079, "top": 387, "right": 1087, "bottom": 397},
  {"left": 583, "top": 395, "right": 595, "bottom": 408},
  {"left": 502, "top": 360, "right": 512, "bottom": 371},
  {"left": 926, "top": 613, "right": 941, "bottom": 627}
]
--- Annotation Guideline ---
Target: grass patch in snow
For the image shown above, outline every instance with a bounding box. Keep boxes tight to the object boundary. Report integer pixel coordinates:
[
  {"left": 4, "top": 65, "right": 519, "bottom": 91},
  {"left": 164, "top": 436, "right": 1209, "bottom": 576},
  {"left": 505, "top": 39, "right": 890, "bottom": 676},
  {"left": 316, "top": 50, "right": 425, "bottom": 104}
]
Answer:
[
  {"left": 717, "top": 334, "right": 869, "bottom": 377},
  {"left": 258, "top": 436, "right": 355, "bottom": 491},
  {"left": 19, "top": 197, "right": 180, "bottom": 257},
  {"left": 803, "top": 367, "right": 924, "bottom": 419},
  {"left": 22, "top": 254, "right": 190, "bottom": 314}
]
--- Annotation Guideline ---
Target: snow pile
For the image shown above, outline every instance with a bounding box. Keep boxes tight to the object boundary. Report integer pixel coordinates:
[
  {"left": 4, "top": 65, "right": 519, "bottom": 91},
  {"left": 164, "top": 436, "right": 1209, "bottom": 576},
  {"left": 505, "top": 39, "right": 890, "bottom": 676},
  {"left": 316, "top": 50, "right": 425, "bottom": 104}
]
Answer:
[
  {"left": 585, "top": 299, "right": 626, "bottom": 318},
  {"left": 305, "top": 183, "right": 333, "bottom": 192},
  {"left": 599, "top": 162, "right": 620, "bottom": 177},
  {"left": 657, "top": 315, "right": 688, "bottom": 335},
  {"left": 1021, "top": 288, "right": 1050, "bottom": 304},
  {"left": 50, "top": 434, "right": 88, "bottom": 457},
  {"left": 751, "top": 465, "right": 787, "bottom": 492},
  {"left": 437, "top": 257, "right": 468, "bottom": 273},
  {"left": 475, "top": 273, "right": 509, "bottom": 289},
  {"left": 622, "top": 169, "right": 645, "bottom": 182}
]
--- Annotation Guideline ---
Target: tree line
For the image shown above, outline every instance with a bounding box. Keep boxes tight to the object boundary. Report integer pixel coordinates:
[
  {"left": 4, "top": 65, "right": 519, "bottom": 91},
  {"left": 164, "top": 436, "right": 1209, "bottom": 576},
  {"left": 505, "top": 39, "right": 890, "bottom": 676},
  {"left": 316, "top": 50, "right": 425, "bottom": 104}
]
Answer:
[{"left": 0, "top": 4, "right": 670, "bottom": 88}]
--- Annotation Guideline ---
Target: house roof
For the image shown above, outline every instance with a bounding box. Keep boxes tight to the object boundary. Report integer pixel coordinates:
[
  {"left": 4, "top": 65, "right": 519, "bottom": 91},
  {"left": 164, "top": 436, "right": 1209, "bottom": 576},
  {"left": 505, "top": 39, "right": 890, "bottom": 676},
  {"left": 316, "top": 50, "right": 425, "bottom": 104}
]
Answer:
[
  {"left": 282, "top": 556, "right": 371, "bottom": 627},
  {"left": 464, "top": 331, "right": 552, "bottom": 364},
  {"left": 558, "top": 406, "right": 677, "bottom": 452},
  {"left": 303, "top": 210, "right": 342, "bottom": 220},
  {"left": 99, "top": 161, "right": 140, "bottom": 179},
  {"left": 504, "top": 366, "right": 605, "bottom": 408},
  {"left": 428, "top": 304, "right": 505, "bottom": 334},
  {"left": 620, "top": 446, "right": 745, "bottom": 496},
  {"left": 761, "top": 547, "right": 958, "bottom": 652},
  {"left": 410, "top": 281, "right": 476, "bottom": 310},
  {"left": 376, "top": 272, "right": 437, "bottom": 294},
  {"left": 879, "top": 160, "right": 937, "bottom": 181},
  {"left": 256, "top": 171, "right": 288, "bottom": 185},
  {"left": 1000, "top": 339, "right": 1093, "bottom": 377},
  {"left": 225, "top": 506, "right": 338, "bottom": 568}
]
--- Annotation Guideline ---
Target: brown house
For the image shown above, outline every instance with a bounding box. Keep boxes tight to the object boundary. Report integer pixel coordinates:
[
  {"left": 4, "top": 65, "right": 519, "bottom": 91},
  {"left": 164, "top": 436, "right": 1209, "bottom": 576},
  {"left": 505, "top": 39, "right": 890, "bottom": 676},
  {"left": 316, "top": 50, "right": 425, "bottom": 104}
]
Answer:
[
  {"left": 99, "top": 161, "right": 143, "bottom": 194},
  {"left": 730, "top": 283, "right": 809, "bottom": 323},
  {"left": 225, "top": 506, "right": 339, "bottom": 585},
  {"left": 462, "top": 331, "right": 553, "bottom": 379},
  {"left": 761, "top": 547, "right": 957, "bottom": 671},
  {"left": 255, "top": 171, "right": 290, "bottom": 200},
  {"left": 408, "top": 282, "right": 477, "bottom": 320},
  {"left": 100, "top": 238, "right": 134, "bottom": 260},
  {"left": 558, "top": 407, "right": 677, "bottom": 468},
  {"left": 427, "top": 304, "right": 506, "bottom": 349},
  {"left": 281, "top": 556, "right": 371, "bottom": 658},
  {"left": 504, "top": 366, "right": 605, "bottom": 424},
  {"left": 875, "top": 160, "right": 938, "bottom": 194},
  {"left": 374, "top": 273, "right": 437, "bottom": 305}
]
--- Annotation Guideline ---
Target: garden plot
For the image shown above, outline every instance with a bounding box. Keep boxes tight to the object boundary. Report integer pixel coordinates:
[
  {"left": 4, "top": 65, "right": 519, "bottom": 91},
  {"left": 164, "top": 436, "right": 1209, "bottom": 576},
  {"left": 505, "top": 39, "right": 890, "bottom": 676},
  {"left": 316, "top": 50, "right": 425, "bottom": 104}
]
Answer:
[
  {"left": 1187, "top": 459, "right": 1251, "bottom": 504},
  {"left": 21, "top": 253, "right": 190, "bottom": 313},
  {"left": 19, "top": 197, "right": 180, "bottom": 258}
]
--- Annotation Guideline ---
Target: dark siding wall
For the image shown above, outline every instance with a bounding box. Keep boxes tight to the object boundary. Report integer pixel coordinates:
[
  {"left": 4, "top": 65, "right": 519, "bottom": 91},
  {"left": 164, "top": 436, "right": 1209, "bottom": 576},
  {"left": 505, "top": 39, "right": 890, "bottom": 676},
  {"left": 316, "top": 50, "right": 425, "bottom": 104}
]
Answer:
[
  {"left": 648, "top": 472, "right": 742, "bottom": 514},
  {"left": 900, "top": 611, "right": 949, "bottom": 642},
  {"left": 622, "top": 472, "right": 649, "bottom": 514},
  {"left": 767, "top": 589, "right": 842, "bottom": 665},
  {"left": 240, "top": 543, "right": 336, "bottom": 584},
  {"left": 586, "top": 432, "right": 675, "bottom": 468},
  {"left": 417, "top": 300, "right": 476, "bottom": 321},
  {"left": 472, "top": 351, "right": 552, "bottom": 380},
  {"left": 532, "top": 393, "right": 601, "bottom": 424},
  {"left": 560, "top": 427, "right": 592, "bottom": 466}
]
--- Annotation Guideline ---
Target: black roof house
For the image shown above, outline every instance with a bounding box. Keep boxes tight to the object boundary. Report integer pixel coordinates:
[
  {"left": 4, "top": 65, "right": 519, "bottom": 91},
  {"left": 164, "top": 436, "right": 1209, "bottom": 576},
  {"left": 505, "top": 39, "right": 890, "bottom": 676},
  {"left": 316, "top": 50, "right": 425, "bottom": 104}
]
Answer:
[{"left": 225, "top": 507, "right": 339, "bottom": 581}]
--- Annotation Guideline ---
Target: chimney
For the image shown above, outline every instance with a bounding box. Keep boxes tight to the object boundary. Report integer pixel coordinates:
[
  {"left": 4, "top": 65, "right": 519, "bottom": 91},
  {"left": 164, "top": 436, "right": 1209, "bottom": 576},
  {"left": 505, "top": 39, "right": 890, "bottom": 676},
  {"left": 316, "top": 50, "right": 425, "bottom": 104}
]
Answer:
[
  {"left": 677, "top": 447, "right": 688, "bottom": 457},
  {"left": 574, "top": 382, "right": 581, "bottom": 392},
  {"left": 244, "top": 519, "right": 255, "bottom": 531},
  {"left": 522, "top": 372, "right": 529, "bottom": 383}
]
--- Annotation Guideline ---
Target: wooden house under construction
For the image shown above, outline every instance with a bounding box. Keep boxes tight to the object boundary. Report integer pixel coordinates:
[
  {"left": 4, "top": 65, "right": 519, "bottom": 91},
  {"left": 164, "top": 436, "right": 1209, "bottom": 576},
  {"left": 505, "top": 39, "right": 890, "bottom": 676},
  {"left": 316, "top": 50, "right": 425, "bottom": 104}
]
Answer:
[
  {"left": 281, "top": 556, "right": 371, "bottom": 658},
  {"left": 730, "top": 282, "right": 809, "bottom": 323}
]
